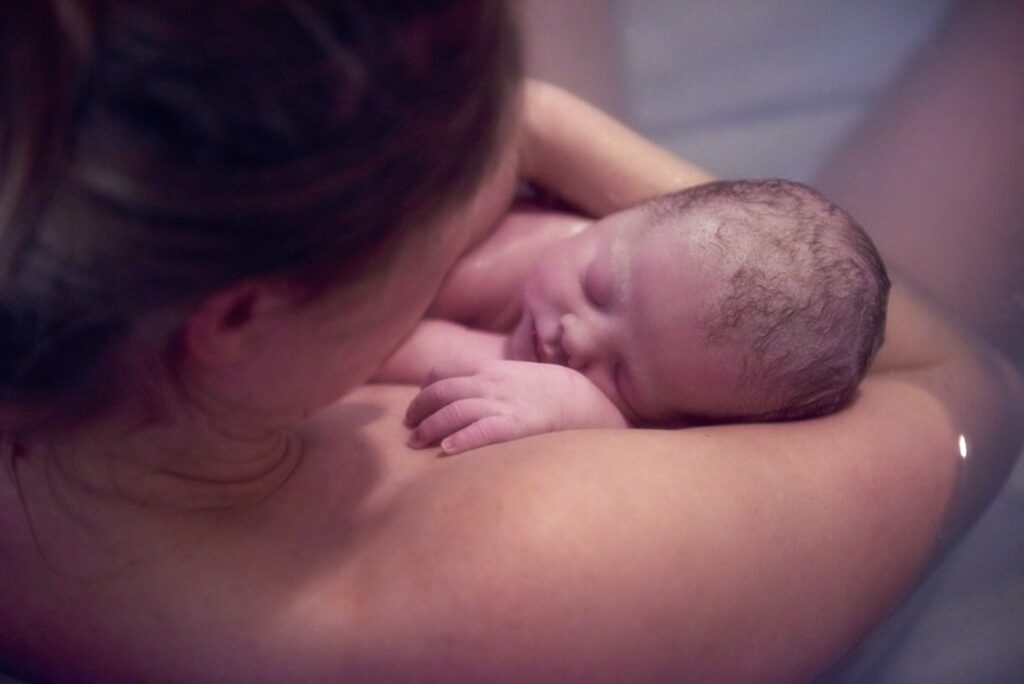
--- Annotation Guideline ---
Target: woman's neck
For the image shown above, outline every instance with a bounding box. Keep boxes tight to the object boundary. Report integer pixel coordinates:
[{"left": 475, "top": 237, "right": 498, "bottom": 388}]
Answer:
[{"left": 19, "top": 394, "right": 305, "bottom": 514}]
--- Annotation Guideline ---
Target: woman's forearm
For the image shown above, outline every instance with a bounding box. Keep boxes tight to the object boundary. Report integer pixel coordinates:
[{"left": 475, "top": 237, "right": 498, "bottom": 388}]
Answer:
[
  {"left": 871, "top": 280, "right": 1024, "bottom": 545},
  {"left": 520, "top": 80, "right": 716, "bottom": 216}
]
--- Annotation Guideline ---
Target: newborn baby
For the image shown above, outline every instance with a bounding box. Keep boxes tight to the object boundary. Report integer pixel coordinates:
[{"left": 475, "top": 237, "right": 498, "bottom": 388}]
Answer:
[{"left": 377, "top": 179, "right": 890, "bottom": 453}]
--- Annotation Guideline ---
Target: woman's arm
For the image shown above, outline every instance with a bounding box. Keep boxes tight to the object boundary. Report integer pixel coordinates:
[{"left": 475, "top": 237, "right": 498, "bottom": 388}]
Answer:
[{"left": 520, "top": 80, "right": 716, "bottom": 215}]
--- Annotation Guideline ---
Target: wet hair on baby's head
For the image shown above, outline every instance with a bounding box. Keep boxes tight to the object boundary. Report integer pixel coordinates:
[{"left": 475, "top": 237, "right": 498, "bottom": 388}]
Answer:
[{"left": 644, "top": 179, "right": 890, "bottom": 422}]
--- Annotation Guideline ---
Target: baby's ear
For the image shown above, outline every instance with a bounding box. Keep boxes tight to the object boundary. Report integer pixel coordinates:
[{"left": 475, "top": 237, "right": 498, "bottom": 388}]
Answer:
[{"left": 179, "top": 278, "right": 298, "bottom": 367}]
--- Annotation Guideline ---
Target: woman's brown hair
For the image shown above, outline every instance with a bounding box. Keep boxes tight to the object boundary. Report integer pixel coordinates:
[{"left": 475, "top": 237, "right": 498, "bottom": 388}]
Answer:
[{"left": 0, "top": 0, "right": 520, "bottom": 423}]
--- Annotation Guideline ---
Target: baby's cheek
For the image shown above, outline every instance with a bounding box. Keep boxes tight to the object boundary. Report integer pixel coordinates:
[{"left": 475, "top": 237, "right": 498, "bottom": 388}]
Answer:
[{"left": 504, "top": 318, "right": 530, "bottom": 362}]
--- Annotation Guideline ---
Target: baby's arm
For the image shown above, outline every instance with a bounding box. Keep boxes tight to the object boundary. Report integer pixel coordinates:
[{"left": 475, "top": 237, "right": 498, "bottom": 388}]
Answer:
[
  {"left": 428, "top": 206, "right": 590, "bottom": 332},
  {"left": 404, "top": 359, "right": 629, "bottom": 454},
  {"left": 377, "top": 321, "right": 630, "bottom": 452},
  {"left": 372, "top": 320, "right": 506, "bottom": 385}
]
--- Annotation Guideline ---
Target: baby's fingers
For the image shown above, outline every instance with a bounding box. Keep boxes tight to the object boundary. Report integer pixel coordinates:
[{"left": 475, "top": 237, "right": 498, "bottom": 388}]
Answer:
[
  {"left": 406, "top": 376, "right": 485, "bottom": 428},
  {"left": 408, "top": 398, "right": 495, "bottom": 449},
  {"left": 440, "top": 415, "right": 518, "bottom": 455},
  {"left": 421, "top": 358, "right": 486, "bottom": 388}
]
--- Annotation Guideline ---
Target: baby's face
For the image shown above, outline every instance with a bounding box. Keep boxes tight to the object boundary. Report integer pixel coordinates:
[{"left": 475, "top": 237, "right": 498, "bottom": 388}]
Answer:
[{"left": 506, "top": 206, "right": 745, "bottom": 424}]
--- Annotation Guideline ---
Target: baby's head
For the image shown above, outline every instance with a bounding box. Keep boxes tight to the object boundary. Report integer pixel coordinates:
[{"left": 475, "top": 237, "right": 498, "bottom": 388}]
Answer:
[
  {"left": 643, "top": 179, "right": 890, "bottom": 422},
  {"left": 508, "top": 179, "right": 889, "bottom": 425}
]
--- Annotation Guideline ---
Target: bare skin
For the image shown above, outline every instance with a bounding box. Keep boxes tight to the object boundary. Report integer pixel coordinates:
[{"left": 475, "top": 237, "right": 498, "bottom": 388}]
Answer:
[
  {"left": 377, "top": 204, "right": 749, "bottom": 453},
  {"left": 1, "top": 82, "right": 1021, "bottom": 683}
]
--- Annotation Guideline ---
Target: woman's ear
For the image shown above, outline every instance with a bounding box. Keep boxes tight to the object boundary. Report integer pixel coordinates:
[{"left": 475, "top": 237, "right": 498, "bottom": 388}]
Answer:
[{"left": 180, "top": 279, "right": 299, "bottom": 368}]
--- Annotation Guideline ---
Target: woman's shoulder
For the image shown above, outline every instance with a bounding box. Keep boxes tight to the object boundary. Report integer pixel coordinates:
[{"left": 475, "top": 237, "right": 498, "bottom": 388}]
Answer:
[
  {"left": 0, "top": 372, "right": 976, "bottom": 682},
  {"left": 299, "top": 374, "right": 977, "bottom": 681}
]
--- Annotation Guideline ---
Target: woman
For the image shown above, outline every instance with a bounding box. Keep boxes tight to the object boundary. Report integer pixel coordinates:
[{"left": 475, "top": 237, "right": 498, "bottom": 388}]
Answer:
[{"left": 0, "top": 2, "right": 1020, "bottom": 682}]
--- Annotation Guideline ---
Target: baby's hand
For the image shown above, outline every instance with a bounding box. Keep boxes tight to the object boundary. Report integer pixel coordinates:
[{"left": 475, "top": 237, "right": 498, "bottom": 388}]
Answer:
[{"left": 405, "top": 359, "right": 628, "bottom": 455}]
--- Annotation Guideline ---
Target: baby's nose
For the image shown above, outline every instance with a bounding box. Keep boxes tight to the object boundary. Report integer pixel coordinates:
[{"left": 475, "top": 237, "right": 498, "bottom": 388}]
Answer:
[{"left": 560, "top": 313, "right": 606, "bottom": 370}]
